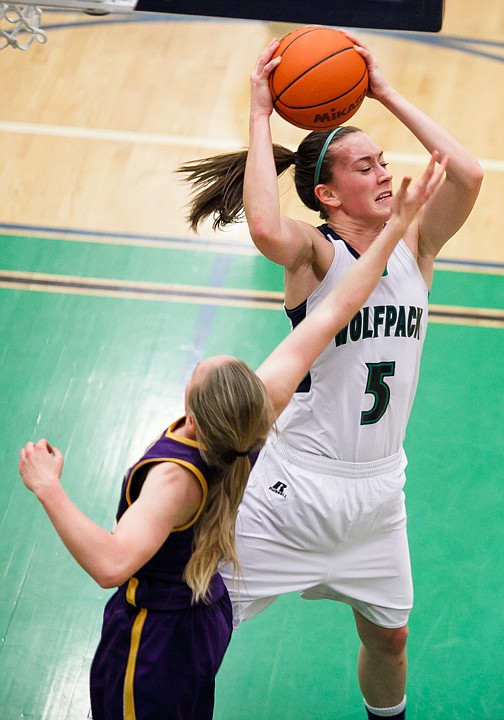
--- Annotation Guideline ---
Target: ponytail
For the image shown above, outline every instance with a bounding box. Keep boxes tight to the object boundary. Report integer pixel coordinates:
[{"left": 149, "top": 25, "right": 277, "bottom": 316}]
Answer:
[
  {"left": 184, "top": 459, "right": 250, "bottom": 603},
  {"left": 177, "top": 145, "right": 296, "bottom": 232},
  {"left": 184, "top": 359, "right": 273, "bottom": 602}
]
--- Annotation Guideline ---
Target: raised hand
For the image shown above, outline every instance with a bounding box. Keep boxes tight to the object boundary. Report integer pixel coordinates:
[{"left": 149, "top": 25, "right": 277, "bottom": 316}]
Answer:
[
  {"left": 338, "top": 30, "right": 392, "bottom": 102},
  {"left": 250, "top": 38, "right": 282, "bottom": 117},
  {"left": 19, "top": 438, "right": 64, "bottom": 495}
]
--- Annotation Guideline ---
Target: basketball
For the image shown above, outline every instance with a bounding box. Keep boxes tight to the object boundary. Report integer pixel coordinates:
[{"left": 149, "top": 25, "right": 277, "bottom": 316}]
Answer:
[{"left": 268, "top": 26, "right": 369, "bottom": 131}]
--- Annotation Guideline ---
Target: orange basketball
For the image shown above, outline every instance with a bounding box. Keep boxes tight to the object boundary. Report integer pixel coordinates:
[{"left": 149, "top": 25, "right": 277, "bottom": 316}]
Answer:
[{"left": 269, "top": 26, "right": 369, "bottom": 131}]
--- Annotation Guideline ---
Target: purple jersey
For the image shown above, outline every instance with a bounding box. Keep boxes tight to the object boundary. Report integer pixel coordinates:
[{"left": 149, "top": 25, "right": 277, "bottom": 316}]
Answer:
[
  {"left": 115, "top": 417, "right": 226, "bottom": 610},
  {"left": 90, "top": 417, "right": 239, "bottom": 720}
]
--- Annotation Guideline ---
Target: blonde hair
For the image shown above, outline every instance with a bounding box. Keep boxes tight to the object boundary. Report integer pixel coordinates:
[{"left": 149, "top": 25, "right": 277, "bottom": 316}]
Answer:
[{"left": 184, "top": 359, "right": 273, "bottom": 603}]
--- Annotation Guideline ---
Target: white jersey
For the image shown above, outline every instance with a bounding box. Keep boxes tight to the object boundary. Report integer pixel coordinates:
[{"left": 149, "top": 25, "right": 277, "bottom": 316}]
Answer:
[{"left": 276, "top": 225, "right": 429, "bottom": 463}]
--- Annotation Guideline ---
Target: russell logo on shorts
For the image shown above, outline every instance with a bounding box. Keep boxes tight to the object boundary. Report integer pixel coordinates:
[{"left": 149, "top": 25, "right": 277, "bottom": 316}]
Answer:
[{"left": 269, "top": 481, "right": 288, "bottom": 498}]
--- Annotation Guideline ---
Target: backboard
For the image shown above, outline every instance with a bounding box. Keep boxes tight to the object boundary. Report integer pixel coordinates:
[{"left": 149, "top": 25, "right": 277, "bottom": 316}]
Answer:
[
  {"left": 9, "top": 0, "right": 446, "bottom": 31},
  {"left": 135, "top": 0, "right": 445, "bottom": 32}
]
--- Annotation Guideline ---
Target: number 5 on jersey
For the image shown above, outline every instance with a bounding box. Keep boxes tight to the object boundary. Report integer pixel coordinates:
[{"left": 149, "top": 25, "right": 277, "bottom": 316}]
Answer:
[{"left": 360, "top": 361, "right": 396, "bottom": 425}]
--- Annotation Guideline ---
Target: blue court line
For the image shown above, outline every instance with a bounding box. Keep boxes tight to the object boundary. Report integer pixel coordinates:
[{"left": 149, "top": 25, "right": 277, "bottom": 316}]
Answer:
[
  {"left": 40, "top": 11, "right": 260, "bottom": 30},
  {"left": 1, "top": 272, "right": 502, "bottom": 328},
  {"left": 0, "top": 271, "right": 280, "bottom": 304},
  {"left": 0, "top": 223, "right": 252, "bottom": 255},
  {"left": 434, "top": 257, "right": 504, "bottom": 272},
  {"left": 1, "top": 224, "right": 502, "bottom": 273},
  {"left": 361, "top": 28, "right": 504, "bottom": 62},
  {"left": 180, "top": 254, "right": 233, "bottom": 389},
  {"left": 38, "top": 13, "right": 504, "bottom": 62}
]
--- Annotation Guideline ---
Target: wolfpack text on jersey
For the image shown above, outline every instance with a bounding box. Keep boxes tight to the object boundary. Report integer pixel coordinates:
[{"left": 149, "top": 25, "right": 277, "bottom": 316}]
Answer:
[{"left": 276, "top": 226, "right": 429, "bottom": 463}]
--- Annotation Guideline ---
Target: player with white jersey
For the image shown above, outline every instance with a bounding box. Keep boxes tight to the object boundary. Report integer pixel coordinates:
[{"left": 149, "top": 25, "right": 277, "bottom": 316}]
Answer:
[
  {"left": 179, "top": 31, "right": 482, "bottom": 720},
  {"left": 225, "top": 225, "right": 428, "bottom": 631}
]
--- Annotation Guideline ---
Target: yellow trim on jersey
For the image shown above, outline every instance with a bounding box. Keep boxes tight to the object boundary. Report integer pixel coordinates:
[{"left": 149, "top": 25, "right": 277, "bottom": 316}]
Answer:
[
  {"left": 126, "top": 576, "right": 139, "bottom": 606},
  {"left": 124, "top": 418, "right": 209, "bottom": 529},
  {"left": 124, "top": 457, "right": 208, "bottom": 530},
  {"left": 124, "top": 457, "right": 168, "bottom": 506},
  {"left": 165, "top": 417, "right": 204, "bottom": 448},
  {"left": 123, "top": 606, "right": 148, "bottom": 720},
  {"left": 125, "top": 418, "right": 204, "bottom": 503},
  {"left": 168, "top": 459, "right": 208, "bottom": 531}
]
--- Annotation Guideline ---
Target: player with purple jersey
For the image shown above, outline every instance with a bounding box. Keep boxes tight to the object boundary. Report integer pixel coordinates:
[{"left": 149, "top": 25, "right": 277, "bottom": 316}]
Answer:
[{"left": 90, "top": 419, "right": 238, "bottom": 719}]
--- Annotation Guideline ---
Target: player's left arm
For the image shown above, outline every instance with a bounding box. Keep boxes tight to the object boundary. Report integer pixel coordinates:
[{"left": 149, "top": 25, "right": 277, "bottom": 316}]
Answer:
[
  {"left": 347, "top": 32, "right": 484, "bottom": 263},
  {"left": 415, "top": 145, "right": 483, "bottom": 260}
]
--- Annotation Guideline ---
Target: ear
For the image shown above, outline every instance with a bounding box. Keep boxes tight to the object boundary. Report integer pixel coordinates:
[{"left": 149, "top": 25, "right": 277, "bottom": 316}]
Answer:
[
  {"left": 185, "top": 412, "right": 197, "bottom": 439},
  {"left": 314, "top": 184, "right": 341, "bottom": 209}
]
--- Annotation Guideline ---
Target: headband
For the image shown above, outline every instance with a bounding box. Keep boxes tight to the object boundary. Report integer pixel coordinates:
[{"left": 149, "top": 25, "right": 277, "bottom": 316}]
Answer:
[{"left": 313, "top": 126, "right": 345, "bottom": 190}]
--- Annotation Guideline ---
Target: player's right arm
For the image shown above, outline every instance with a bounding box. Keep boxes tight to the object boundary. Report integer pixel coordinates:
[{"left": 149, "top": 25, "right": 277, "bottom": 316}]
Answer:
[
  {"left": 244, "top": 39, "right": 318, "bottom": 272},
  {"left": 18, "top": 440, "right": 201, "bottom": 588}
]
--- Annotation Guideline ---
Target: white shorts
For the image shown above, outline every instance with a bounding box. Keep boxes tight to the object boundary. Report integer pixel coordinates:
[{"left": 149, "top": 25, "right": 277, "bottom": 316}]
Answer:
[{"left": 221, "top": 435, "right": 413, "bottom": 629}]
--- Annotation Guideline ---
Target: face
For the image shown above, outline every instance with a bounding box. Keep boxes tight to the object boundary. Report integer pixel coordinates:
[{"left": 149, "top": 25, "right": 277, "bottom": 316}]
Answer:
[{"left": 321, "top": 132, "right": 394, "bottom": 224}]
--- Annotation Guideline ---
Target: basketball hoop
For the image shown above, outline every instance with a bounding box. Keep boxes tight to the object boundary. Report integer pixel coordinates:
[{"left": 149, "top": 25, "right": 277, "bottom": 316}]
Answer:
[
  {"left": 0, "top": 3, "right": 47, "bottom": 50},
  {"left": 0, "top": 0, "right": 135, "bottom": 48}
]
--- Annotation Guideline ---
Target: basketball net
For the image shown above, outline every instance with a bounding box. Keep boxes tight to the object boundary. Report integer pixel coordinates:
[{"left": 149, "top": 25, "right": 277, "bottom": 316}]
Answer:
[{"left": 0, "top": 3, "right": 47, "bottom": 49}]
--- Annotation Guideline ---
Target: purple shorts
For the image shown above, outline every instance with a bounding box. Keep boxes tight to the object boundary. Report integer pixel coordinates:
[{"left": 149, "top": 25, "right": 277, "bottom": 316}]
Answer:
[{"left": 90, "top": 588, "right": 232, "bottom": 719}]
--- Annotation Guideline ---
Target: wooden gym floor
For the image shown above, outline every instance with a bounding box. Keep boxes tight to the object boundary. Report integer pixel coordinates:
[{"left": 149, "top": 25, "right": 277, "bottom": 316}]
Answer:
[{"left": 0, "top": 1, "right": 503, "bottom": 718}]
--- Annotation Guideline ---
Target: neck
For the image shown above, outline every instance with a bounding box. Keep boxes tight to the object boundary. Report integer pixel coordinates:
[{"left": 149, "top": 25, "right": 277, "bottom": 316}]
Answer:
[
  {"left": 173, "top": 416, "right": 197, "bottom": 440},
  {"left": 326, "top": 218, "right": 387, "bottom": 254}
]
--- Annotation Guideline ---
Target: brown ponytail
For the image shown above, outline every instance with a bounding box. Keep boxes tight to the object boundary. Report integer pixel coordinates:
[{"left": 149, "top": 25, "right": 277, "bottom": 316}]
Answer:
[{"left": 177, "top": 145, "right": 296, "bottom": 232}]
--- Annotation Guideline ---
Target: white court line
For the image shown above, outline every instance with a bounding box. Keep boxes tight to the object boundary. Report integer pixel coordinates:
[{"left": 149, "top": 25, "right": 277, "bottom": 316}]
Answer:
[
  {"left": 0, "top": 121, "right": 503, "bottom": 171},
  {"left": 0, "top": 121, "right": 242, "bottom": 151}
]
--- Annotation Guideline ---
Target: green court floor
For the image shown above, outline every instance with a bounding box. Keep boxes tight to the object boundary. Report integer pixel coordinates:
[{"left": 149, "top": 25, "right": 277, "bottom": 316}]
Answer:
[{"left": 1, "top": 230, "right": 503, "bottom": 719}]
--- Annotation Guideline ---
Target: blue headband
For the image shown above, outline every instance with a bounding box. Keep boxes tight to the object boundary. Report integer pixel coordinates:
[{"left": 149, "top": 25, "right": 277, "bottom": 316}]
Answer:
[{"left": 313, "top": 126, "right": 345, "bottom": 190}]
